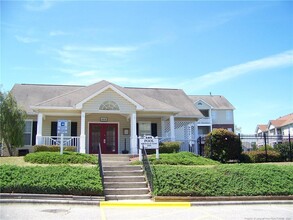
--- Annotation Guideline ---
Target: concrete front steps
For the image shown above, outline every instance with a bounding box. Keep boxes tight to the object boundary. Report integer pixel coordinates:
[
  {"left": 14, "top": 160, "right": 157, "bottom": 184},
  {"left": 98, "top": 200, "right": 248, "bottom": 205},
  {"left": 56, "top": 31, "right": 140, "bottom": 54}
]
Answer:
[{"left": 102, "top": 154, "right": 151, "bottom": 201}]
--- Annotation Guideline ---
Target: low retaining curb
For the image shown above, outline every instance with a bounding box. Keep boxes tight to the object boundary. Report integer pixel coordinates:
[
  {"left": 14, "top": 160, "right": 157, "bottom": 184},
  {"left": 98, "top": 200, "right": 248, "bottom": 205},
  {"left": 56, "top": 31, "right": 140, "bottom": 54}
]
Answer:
[
  {"left": 0, "top": 193, "right": 104, "bottom": 205},
  {"left": 1, "top": 193, "right": 293, "bottom": 206},
  {"left": 155, "top": 195, "right": 293, "bottom": 203}
]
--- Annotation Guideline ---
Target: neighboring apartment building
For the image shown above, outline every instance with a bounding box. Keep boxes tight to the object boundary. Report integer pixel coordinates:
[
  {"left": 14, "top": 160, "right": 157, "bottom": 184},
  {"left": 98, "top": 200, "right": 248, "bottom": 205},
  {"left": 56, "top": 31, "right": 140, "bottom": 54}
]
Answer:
[
  {"left": 7, "top": 81, "right": 235, "bottom": 156},
  {"left": 255, "top": 113, "right": 293, "bottom": 146},
  {"left": 189, "top": 95, "right": 235, "bottom": 136}
]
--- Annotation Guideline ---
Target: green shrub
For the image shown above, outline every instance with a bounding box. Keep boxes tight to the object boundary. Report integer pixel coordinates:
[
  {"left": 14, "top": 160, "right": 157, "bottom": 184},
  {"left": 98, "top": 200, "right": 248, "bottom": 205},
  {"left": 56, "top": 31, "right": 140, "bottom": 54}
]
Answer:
[
  {"left": 257, "top": 145, "right": 274, "bottom": 151},
  {"left": 24, "top": 152, "right": 98, "bottom": 164},
  {"left": 204, "top": 129, "right": 242, "bottom": 163},
  {"left": 274, "top": 142, "right": 292, "bottom": 161},
  {"left": 148, "top": 152, "right": 220, "bottom": 165},
  {"left": 34, "top": 145, "right": 76, "bottom": 152},
  {"left": 0, "top": 165, "right": 103, "bottom": 196},
  {"left": 153, "top": 164, "right": 293, "bottom": 196},
  {"left": 146, "top": 141, "right": 181, "bottom": 154},
  {"left": 241, "top": 150, "right": 282, "bottom": 163},
  {"left": 159, "top": 142, "right": 181, "bottom": 153}
]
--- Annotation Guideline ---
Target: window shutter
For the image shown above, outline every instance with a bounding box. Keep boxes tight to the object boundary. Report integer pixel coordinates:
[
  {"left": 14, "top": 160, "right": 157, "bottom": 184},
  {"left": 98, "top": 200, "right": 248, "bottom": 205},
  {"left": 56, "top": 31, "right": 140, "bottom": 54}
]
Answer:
[
  {"left": 32, "top": 121, "right": 37, "bottom": 146},
  {"left": 51, "top": 122, "right": 57, "bottom": 136},
  {"left": 151, "top": 123, "right": 157, "bottom": 137},
  {"left": 136, "top": 123, "right": 139, "bottom": 136},
  {"left": 71, "top": 122, "right": 78, "bottom": 136}
]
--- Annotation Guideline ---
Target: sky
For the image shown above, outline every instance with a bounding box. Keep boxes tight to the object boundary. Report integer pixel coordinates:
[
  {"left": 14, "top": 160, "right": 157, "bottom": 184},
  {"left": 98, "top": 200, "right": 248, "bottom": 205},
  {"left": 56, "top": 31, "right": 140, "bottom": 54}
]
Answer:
[{"left": 1, "top": 0, "right": 293, "bottom": 134}]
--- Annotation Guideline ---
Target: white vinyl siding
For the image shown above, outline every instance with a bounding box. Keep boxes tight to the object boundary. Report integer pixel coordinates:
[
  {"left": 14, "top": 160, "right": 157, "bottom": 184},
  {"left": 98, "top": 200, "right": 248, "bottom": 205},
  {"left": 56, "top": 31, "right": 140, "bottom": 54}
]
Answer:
[
  {"left": 83, "top": 88, "right": 136, "bottom": 114},
  {"left": 43, "top": 116, "right": 80, "bottom": 136}
]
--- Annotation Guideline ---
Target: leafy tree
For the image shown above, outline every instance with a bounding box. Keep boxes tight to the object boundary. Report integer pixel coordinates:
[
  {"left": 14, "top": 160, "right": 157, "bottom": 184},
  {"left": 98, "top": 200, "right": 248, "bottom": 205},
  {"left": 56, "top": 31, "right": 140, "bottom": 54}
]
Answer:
[
  {"left": 274, "top": 142, "right": 291, "bottom": 161},
  {"left": 0, "top": 92, "right": 26, "bottom": 156},
  {"left": 204, "top": 128, "right": 242, "bottom": 163}
]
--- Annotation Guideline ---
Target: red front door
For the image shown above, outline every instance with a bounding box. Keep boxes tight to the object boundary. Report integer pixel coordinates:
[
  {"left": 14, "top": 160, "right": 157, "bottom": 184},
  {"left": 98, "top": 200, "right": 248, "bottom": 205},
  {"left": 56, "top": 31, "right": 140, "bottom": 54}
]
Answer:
[{"left": 89, "top": 123, "right": 118, "bottom": 154}]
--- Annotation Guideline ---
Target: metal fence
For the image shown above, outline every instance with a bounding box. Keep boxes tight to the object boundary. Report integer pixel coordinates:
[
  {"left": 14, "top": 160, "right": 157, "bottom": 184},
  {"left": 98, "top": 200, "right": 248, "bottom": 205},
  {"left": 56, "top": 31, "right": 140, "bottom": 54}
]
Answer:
[{"left": 197, "top": 133, "right": 293, "bottom": 162}]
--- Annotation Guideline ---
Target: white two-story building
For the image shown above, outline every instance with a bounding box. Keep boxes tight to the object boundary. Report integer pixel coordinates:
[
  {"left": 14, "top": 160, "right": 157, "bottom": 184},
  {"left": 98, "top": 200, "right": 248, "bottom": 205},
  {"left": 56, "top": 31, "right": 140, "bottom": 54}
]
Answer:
[
  {"left": 188, "top": 95, "right": 235, "bottom": 136},
  {"left": 255, "top": 113, "right": 293, "bottom": 146}
]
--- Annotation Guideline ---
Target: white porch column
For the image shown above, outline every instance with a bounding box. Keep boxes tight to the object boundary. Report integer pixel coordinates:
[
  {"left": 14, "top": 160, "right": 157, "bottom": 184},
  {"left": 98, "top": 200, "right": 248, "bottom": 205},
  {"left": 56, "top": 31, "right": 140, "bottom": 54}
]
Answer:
[
  {"left": 194, "top": 122, "right": 199, "bottom": 155},
  {"left": 36, "top": 113, "right": 43, "bottom": 145},
  {"left": 130, "top": 113, "right": 137, "bottom": 154},
  {"left": 80, "top": 112, "right": 86, "bottom": 153},
  {"left": 170, "top": 115, "right": 175, "bottom": 141}
]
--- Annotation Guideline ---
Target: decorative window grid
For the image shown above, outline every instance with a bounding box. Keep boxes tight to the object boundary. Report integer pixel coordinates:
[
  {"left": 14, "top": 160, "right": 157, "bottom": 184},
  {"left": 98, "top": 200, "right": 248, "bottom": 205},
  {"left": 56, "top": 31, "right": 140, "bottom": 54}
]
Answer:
[{"left": 99, "top": 101, "right": 120, "bottom": 111}]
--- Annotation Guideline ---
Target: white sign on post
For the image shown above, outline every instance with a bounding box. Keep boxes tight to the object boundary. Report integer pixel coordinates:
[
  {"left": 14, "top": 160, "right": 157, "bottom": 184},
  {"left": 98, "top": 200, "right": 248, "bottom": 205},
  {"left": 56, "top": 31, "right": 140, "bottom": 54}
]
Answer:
[
  {"left": 139, "top": 135, "right": 159, "bottom": 161},
  {"left": 57, "top": 120, "right": 68, "bottom": 135},
  {"left": 57, "top": 120, "right": 68, "bottom": 155}
]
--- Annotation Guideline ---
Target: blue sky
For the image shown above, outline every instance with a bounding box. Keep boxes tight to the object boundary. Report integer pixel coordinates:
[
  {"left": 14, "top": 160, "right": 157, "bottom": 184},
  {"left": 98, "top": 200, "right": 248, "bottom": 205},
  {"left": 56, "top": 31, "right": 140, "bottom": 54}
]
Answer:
[{"left": 1, "top": 0, "right": 293, "bottom": 134}]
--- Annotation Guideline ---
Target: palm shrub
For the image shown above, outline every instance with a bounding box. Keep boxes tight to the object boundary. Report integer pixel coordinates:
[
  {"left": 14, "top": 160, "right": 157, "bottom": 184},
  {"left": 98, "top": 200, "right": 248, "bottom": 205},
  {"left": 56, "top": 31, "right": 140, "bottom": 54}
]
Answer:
[{"left": 204, "top": 128, "right": 242, "bottom": 163}]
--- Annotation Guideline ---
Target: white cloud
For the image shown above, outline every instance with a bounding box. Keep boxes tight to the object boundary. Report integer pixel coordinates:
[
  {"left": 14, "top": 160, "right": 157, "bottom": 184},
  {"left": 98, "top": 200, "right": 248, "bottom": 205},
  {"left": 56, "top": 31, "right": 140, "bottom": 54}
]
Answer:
[
  {"left": 15, "top": 35, "right": 39, "bottom": 43},
  {"left": 24, "top": 0, "right": 54, "bottom": 11},
  {"left": 63, "top": 45, "right": 138, "bottom": 54},
  {"left": 181, "top": 50, "right": 293, "bottom": 91}
]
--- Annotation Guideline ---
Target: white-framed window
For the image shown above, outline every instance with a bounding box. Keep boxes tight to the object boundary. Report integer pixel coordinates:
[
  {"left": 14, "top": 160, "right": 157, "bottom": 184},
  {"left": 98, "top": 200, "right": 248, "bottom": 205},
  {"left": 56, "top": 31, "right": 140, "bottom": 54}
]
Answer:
[
  {"left": 139, "top": 121, "right": 151, "bottom": 136},
  {"left": 226, "top": 111, "right": 232, "bottom": 121},
  {"left": 24, "top": 120, "right": 33, "bottom": 146}
]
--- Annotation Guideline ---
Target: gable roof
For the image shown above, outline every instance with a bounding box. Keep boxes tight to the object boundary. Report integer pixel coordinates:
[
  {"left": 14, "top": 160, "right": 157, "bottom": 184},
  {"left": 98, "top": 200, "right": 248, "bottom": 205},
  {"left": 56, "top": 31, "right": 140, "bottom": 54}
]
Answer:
[
  {"left": 268, "top": 113, "right": 293, "bottom": 128},
  {"left": 188, "top": 95, "right": 235, "bottom": 110},
  {"left": 11, "top": 84, "right": 83, "bottom": 114},
  {"left": 125, "top": 87, "right": 202, "bottom": 117},
  {"left": 11, "top": 80, "right": 202, "bottom": 117},
  {"left": 256, "top": 124, "right": 268, "bottom": 133}
]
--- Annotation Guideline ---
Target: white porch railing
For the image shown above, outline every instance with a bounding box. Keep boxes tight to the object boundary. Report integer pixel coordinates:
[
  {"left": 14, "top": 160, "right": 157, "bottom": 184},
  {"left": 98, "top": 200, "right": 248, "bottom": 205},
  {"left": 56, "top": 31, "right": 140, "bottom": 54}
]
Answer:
[
  {"left": 197, "top": 117, "right": 212, "bottom": 124},
  {"left": 41, "top": 136, "right": 80, "bottom": 148}
]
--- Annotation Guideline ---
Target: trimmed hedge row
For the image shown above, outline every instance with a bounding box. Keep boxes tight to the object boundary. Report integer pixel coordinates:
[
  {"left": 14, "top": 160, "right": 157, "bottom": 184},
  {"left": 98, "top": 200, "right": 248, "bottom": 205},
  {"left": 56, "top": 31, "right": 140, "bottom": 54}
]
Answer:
[
  {"left": 34, "top": 145, "right": 76, "bottom": 152},
  {"left": 149, "top": 152, "right": 220, "bottom": 165},
  {"left": 241, "top": 150, "right": 282, "bottom": 163},
  {"left": 153, "top": 164, "right": 293, "bottom": 196},
  {"left": 0, "top": 165, "right": 103, "bottom": 196},
  {"left": 24, "top": 152, "right": 98, "bottom": 164},
  {"left": 159, "top": 142, "right": 181, "bottom": 153}
]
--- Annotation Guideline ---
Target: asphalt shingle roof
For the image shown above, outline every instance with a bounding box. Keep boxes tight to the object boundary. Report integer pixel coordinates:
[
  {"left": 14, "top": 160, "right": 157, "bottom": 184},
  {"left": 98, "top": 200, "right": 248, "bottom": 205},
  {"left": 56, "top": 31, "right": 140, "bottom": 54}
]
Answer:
[
  {"left": 11, "top": 80, "right": 202, "bottom": 117},
  {"left": 188, "top": 95, "right": 235, "bottom": 110}
]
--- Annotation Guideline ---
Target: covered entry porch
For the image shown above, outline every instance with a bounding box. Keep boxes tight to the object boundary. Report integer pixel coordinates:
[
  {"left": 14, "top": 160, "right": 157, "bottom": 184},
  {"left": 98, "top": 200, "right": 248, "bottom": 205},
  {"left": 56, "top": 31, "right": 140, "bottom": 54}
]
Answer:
[{"left": 35, "top": 112, "right": 199, "bottom": 154}]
